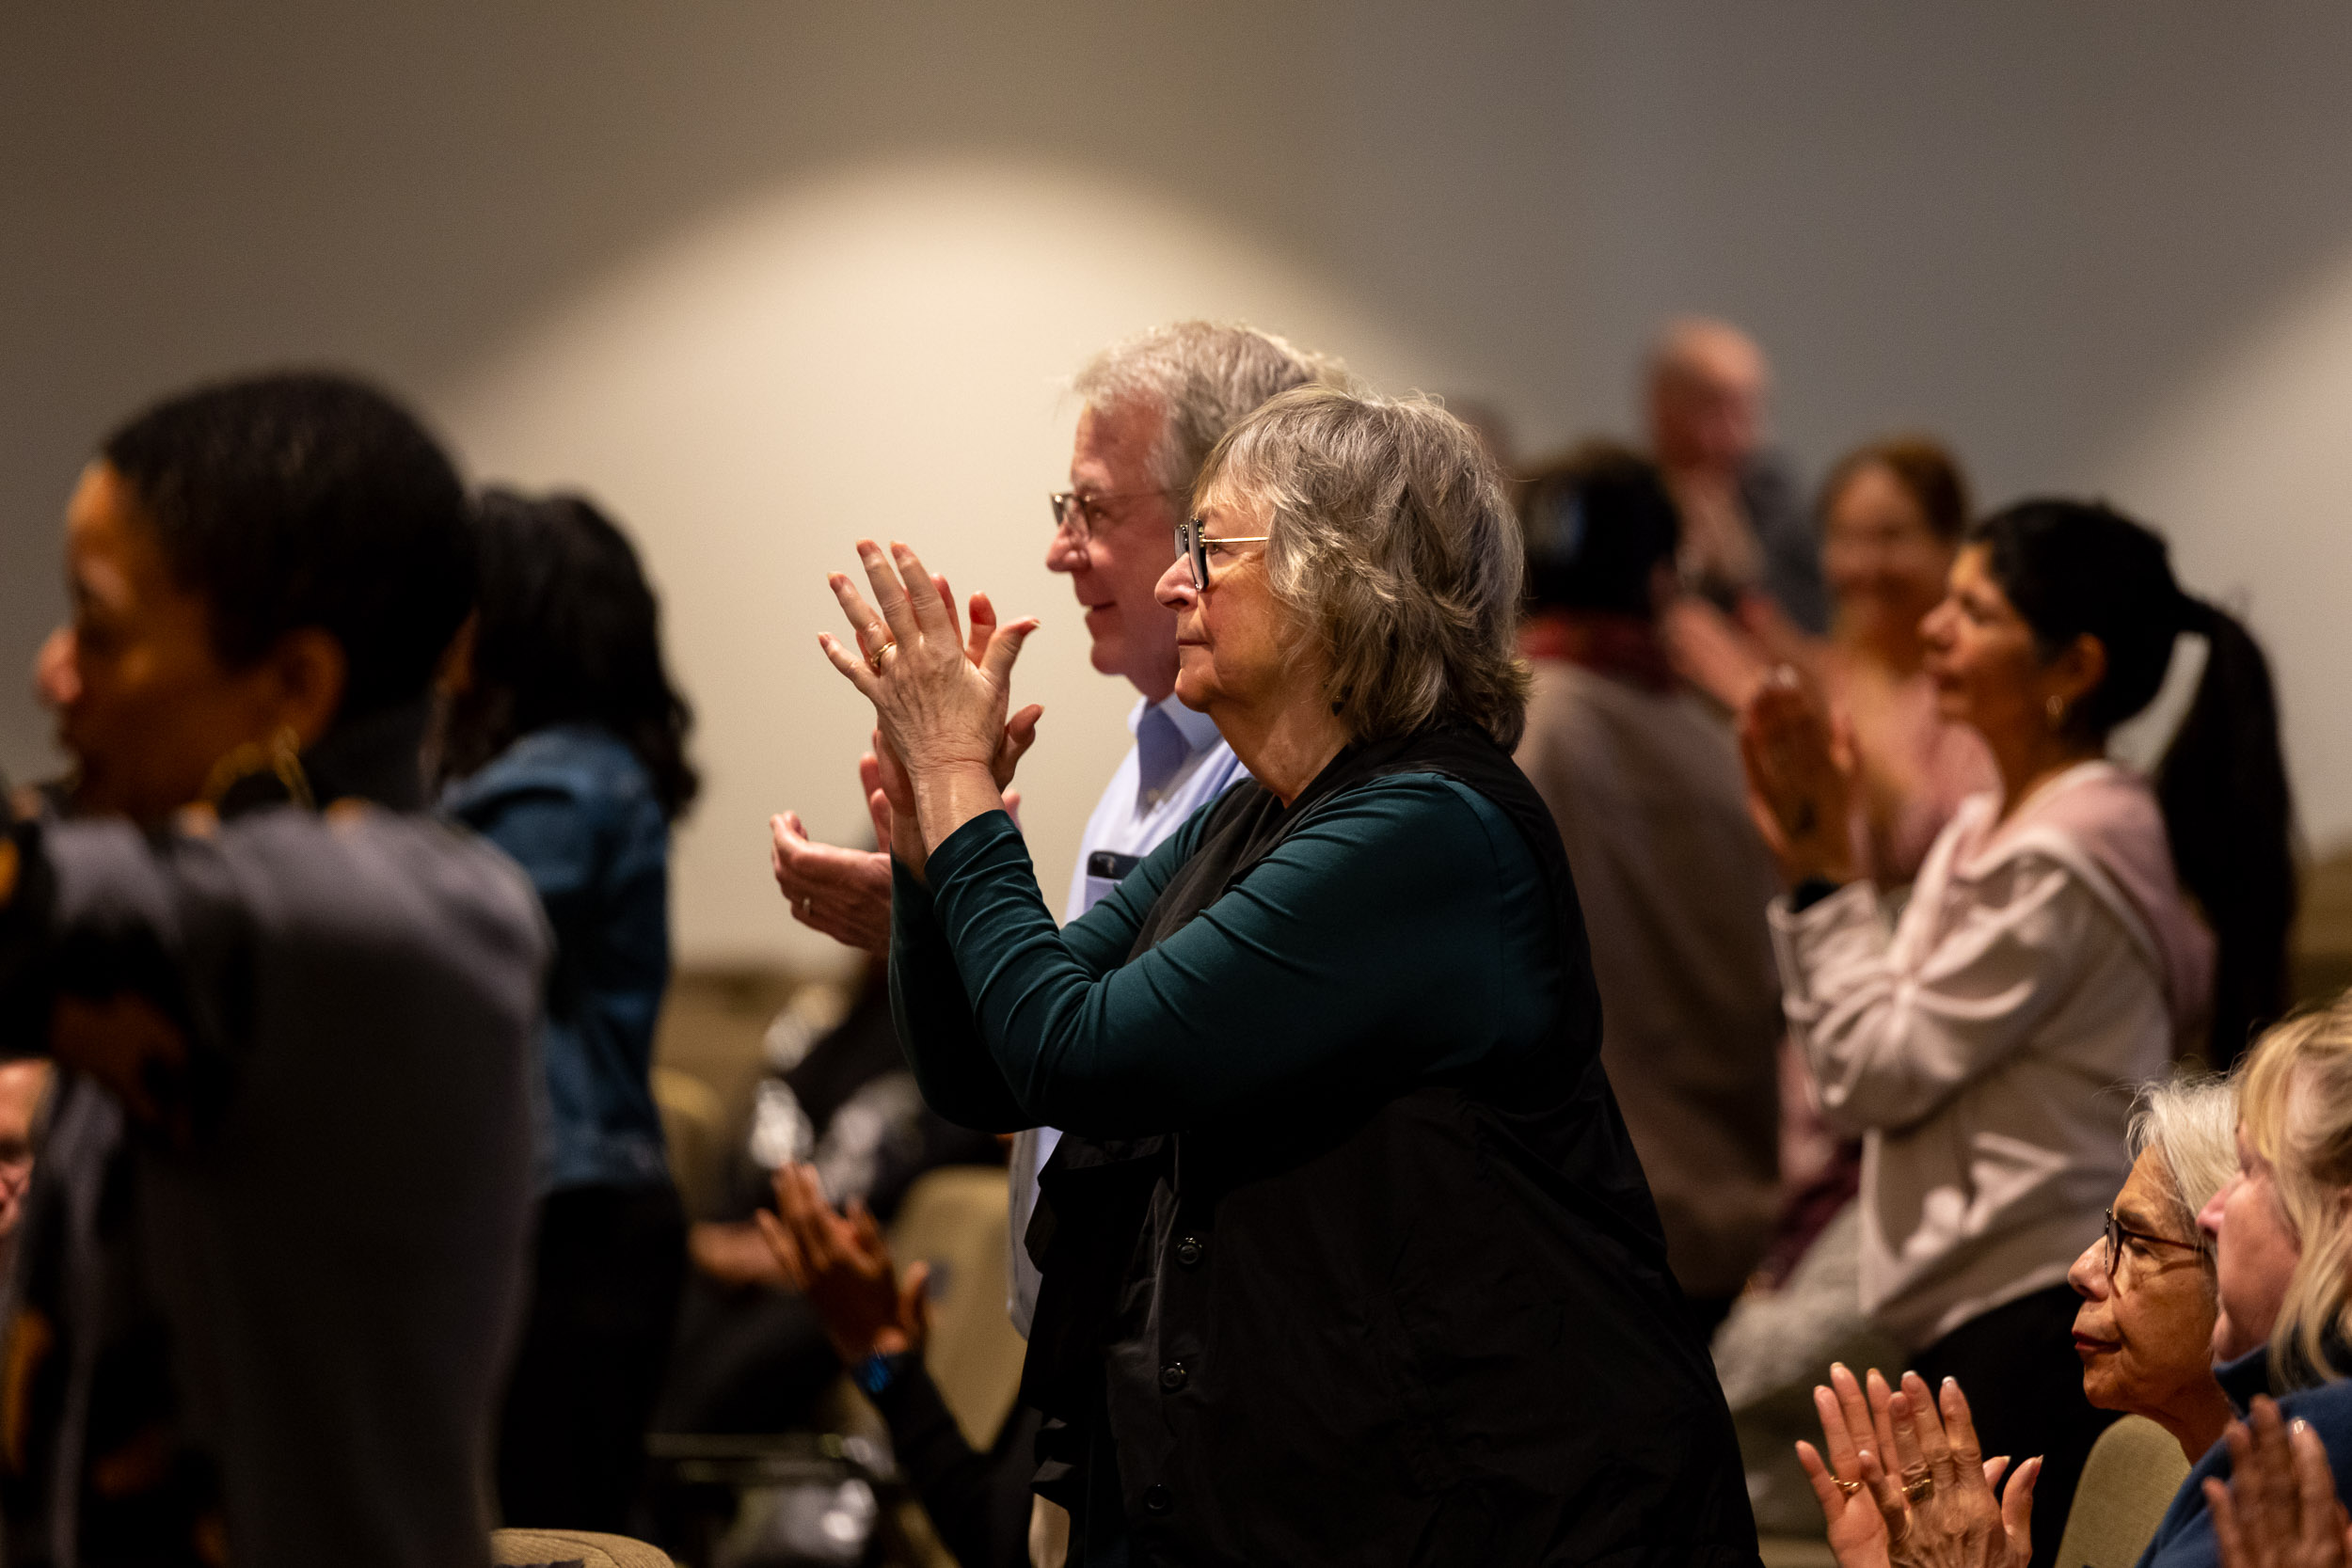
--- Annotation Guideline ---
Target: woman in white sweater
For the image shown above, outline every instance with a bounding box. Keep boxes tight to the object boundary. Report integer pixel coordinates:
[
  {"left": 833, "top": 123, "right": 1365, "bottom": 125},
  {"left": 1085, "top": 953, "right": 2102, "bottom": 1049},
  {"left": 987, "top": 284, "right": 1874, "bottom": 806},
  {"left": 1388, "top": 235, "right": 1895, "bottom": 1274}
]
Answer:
[{"left": 1740, "top": 497, "right": 2294, "bottom": 1568}]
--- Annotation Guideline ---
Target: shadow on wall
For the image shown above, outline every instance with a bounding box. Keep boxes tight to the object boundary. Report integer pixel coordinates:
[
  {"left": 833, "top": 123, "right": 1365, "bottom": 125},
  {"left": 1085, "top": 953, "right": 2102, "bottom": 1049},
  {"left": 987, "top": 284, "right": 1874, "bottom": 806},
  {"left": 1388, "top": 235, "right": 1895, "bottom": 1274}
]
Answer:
[
  {"left": 2093, "top": 241, "right": 2352, "bottom": 858},
  {"left": 432, "top": 154, "right": 1470, "bottom": 971}
]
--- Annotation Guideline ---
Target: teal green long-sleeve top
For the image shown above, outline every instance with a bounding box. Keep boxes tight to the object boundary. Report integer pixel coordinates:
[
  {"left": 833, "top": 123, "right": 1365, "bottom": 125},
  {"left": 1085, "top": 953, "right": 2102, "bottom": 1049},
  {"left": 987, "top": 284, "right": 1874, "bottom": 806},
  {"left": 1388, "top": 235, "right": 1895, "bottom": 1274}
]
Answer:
[{"left": 889, "top": 772, "right": 1560, "bottom": 1139}]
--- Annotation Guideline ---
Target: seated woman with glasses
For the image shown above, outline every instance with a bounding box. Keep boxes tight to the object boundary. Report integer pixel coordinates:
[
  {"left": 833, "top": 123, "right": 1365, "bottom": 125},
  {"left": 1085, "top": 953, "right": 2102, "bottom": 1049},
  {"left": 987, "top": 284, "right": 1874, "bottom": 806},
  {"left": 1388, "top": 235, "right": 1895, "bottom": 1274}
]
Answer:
[
  {"left": 1797, "top": 1000, "right": 2352, "bottom": 1568},
  {"left": 812, "top": 386, "right": 1756, "bottom": 1564},
  {"left": 1796, "top": 1075, "right": 2237, "bottom": 1567}
]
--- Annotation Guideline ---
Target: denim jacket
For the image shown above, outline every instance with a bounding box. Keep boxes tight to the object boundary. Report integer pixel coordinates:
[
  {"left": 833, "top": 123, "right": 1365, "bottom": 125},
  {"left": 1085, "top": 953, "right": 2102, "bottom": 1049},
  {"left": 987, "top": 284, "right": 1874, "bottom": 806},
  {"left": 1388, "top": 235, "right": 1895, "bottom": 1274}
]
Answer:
[{"left": 445, "top": 723, "right": 673, "bottom": 1194}]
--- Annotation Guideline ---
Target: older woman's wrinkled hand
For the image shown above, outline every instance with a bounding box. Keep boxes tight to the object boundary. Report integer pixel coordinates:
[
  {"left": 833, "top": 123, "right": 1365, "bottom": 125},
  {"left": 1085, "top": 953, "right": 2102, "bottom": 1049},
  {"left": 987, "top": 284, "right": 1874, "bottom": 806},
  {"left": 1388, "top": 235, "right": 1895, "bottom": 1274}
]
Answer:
[
  {"left": 1798, "top": 1365, "right": 2037, "bottom": 1568},
  {"left": 1877, "top": 1370, "right": 2037, "bottom": 1568},
  {"left": 819, "top": 541, "right": 1039, "bottom": 879},
  {"left": 2209, "top": 1397, "right": 2352, "bottom": 1568},
  {"left": 1740, "top": 664, "right": 1861, "bottom": 886}
]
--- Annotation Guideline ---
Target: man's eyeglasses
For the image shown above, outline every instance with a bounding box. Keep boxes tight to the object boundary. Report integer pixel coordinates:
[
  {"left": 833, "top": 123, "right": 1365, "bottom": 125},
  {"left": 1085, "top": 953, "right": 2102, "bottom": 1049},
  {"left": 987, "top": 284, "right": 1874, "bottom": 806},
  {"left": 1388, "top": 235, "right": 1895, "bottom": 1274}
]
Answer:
[
  {"left": 1048, "top": 488, "right": 1182, "bottom": 545},
  {"left": 2102, "top": 1207, "right": 2204, "bottom": 1285},
  {"left": 1174, "top": 516, "right": 1271, "bottom": 590}
]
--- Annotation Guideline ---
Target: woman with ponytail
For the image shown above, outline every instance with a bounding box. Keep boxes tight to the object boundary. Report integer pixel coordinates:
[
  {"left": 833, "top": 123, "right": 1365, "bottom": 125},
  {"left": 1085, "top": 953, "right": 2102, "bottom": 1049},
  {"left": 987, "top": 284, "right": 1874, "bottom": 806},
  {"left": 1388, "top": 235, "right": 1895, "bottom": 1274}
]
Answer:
[{"left": 1740, "top": 498, "right": 2292, "bottom": 1568}]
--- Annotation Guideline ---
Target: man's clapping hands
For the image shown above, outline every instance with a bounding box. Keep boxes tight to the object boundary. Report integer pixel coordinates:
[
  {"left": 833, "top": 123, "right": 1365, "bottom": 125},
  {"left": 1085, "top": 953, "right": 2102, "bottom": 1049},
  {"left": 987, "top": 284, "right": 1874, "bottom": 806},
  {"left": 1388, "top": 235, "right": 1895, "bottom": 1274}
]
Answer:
[{"left": 771, "top": 575, "right": 1038, "bottom": 954}]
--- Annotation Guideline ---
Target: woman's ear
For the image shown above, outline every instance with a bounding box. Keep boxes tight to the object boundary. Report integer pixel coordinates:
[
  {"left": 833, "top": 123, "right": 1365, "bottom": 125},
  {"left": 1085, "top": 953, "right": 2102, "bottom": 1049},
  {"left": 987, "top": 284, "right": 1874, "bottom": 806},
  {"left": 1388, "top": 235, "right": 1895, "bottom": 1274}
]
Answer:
[
  {"left": 2050, "top": 631, "right": 2109, "bottom": 713},
  {"left": 268, "top": 628, "right": 349, "bottom": 748}
]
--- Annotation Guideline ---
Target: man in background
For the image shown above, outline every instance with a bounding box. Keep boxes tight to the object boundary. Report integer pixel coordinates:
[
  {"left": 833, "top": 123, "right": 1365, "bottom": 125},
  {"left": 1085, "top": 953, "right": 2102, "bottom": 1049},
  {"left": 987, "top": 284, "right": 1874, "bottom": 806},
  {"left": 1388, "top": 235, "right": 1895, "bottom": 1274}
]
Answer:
[
  {"left": 1514, "top": 440, "right": 1784, "bottom": 1338},
  {"left": 1645, "top": 316, "right": 1827, "bottom": 636}
]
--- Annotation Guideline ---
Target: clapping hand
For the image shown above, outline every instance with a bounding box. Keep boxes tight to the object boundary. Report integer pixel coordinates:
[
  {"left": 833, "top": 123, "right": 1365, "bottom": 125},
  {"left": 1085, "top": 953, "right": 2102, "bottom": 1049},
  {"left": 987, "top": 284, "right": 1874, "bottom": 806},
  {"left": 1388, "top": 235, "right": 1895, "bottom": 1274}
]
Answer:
[
  {"left": 1797, "top": 1363, "right": 2038, "bottom": 1568},
  {"left": 779, "top": 561, "right": 1041, "bottom": 932},
  {"left": 818, "top": 543, "right": 1038, "bottom": 882},
  {"left": 2208, "top": 1396, "right": 2352, "bottom": 1568},
  {"left": 755, "top": 1163, "right": 930, "bottom": 1366},
  {"left": 1740, "top": 665, "right": 1861, "bottom": 886}
]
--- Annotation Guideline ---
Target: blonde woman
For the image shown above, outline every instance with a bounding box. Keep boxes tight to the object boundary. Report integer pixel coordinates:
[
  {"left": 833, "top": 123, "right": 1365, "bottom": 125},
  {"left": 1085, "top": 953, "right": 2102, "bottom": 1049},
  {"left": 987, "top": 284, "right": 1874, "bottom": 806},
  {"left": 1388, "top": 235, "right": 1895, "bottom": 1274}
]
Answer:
[{"left": 2134, "top": 1003, "right": 2352, "bottom": 1564}]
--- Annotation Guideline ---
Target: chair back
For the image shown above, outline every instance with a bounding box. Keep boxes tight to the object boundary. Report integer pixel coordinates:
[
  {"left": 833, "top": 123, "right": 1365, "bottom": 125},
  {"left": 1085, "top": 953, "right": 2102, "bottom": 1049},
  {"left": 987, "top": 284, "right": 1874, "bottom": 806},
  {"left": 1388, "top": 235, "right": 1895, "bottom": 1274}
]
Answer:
[
  {"left": 885, "top": 1165, "right": 1027, "bottom": 1449},
  {"left": 2051, "top": 1415, "right": 2191, "bottom": 1568},
  {"left": 490, "top": 1526, "right": 675, "bottom": 1567}
]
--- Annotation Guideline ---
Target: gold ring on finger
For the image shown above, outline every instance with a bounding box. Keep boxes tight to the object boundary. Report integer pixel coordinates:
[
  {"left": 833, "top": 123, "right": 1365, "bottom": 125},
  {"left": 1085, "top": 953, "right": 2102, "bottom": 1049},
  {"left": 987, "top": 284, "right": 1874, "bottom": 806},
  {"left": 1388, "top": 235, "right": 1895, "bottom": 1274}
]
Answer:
[
  {"left": 1902, "top": 1470, "right": 1934, "bottom": 1503},
  {"left": 867, "top": 639, "right": 897, "bottom": 673},
  {"left": 1833, "top": 1476, "right": 1864, "bottom": 1497}
]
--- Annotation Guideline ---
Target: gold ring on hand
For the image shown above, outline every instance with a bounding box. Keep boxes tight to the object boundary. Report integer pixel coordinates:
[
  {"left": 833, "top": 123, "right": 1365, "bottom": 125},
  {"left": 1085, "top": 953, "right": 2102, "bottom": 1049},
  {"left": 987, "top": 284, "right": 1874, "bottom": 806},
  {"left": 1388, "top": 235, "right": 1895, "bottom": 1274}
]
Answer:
[
  {"left": 1833, "top": 1476, "right": 1864, "bottom": 1497},
  {"left": 1901, "top": 1468, "right": 1934, "bottom": 1503},
  {"left": 866, "top": 640, "right": 896, "bottom": 673}
]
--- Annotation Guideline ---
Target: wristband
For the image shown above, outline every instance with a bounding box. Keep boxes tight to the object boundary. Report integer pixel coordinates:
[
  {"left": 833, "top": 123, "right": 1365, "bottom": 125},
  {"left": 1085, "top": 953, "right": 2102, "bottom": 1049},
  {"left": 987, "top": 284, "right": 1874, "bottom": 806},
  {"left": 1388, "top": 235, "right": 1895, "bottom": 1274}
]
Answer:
[{"left": 852, "top": 1349, "right": 914, "bottom": 1398}]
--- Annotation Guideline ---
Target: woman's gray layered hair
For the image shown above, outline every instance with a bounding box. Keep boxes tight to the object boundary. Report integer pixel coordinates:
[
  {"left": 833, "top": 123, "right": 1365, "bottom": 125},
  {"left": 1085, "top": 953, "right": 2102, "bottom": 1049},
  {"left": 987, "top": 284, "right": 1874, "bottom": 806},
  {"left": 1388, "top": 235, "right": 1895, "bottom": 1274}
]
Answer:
[
  {"left": 2127, "top": 1073, "right": 2237, "bottom": 1261},
  {"left": 1194, "top": 386, "right": 1532, "bottom": 749}
]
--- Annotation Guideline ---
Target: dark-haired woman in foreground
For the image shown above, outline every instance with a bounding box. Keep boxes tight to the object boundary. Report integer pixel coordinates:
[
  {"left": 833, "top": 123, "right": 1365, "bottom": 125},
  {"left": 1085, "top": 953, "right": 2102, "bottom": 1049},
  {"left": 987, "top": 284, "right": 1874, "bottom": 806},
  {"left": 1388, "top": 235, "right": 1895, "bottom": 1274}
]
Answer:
[
  {"left": 438, "top": 489, "right": 697, "bottom": 1530},
  {"left": 820, "top": 387, "right": 1756, "bottom": 1565},
  {"left": 1742, "top": 498, "right": 2295, "bottom": 1568},
  {"left": 1, "top": 373, "right": 542, "bottom": 1568}
]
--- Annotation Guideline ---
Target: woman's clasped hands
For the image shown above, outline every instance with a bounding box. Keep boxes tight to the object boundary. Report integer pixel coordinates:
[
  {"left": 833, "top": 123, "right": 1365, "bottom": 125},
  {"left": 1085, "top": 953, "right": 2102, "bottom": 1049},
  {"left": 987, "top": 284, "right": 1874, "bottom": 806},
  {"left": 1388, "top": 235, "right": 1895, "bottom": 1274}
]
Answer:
[
  {"left": 1796, "top": 1362, "right": 2040, "bottom": 1568},
  {"left": 819, "top": 539, "right": 1041, "bottom": 880}
]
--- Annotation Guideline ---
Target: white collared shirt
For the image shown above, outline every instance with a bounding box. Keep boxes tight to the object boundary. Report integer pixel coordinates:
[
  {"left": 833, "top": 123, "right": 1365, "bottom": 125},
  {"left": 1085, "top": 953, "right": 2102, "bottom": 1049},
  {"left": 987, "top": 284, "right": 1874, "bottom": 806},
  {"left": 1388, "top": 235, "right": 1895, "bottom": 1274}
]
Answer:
[{"left": 1008, "top": 693, "right": 1248, "bottom": 1337}]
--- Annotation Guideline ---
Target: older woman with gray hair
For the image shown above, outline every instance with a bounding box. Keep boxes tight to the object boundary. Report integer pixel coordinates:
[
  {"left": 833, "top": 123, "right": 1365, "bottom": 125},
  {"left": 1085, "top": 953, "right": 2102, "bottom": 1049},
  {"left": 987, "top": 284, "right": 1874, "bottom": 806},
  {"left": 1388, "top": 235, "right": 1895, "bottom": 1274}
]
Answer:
[{"left": 816, "top": 385, "right": 1756, "bottom": 1564}]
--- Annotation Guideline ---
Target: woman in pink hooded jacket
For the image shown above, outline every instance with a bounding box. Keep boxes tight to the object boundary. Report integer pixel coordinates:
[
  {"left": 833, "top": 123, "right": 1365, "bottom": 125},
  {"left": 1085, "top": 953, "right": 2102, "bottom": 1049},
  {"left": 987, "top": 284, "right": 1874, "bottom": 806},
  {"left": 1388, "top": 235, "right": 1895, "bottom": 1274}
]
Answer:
[{"left": 1740, "top": 498, "right": 2295, "bottom": 1568}]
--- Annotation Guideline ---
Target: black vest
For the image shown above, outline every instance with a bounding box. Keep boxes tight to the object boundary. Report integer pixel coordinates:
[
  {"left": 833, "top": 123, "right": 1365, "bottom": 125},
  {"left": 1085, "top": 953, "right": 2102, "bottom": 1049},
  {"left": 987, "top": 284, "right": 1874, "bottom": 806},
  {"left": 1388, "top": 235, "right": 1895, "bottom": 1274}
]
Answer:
[{"left": 1024, "top": 727, "right": 1760, "bottom": 1566}]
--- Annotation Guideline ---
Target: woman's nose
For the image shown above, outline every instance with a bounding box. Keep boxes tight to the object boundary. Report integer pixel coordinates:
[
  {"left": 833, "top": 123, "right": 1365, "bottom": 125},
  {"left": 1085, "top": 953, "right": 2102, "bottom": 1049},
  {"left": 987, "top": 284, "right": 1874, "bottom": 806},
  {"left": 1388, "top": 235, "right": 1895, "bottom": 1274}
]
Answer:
[
  {"left": 33, "top": 626, "right": 78, "bottom": 709},
  {"left": 2197, "top": 1179, "right": 2233, "bottom": 1244},
  {"left": 1155, "top": 557, "right": 1197, "bottom": 610},
  {"left": 2066, "top": 1239, "right": 2107, "bottom": 1301}
]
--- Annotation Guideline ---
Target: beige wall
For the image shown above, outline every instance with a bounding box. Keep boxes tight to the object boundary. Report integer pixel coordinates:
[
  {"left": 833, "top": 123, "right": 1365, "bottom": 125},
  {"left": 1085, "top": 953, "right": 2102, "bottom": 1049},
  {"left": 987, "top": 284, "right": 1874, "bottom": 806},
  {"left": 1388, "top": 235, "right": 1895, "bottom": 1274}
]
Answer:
[{"left": 8, "top": 3, "right": 2352, "bottom": 965}]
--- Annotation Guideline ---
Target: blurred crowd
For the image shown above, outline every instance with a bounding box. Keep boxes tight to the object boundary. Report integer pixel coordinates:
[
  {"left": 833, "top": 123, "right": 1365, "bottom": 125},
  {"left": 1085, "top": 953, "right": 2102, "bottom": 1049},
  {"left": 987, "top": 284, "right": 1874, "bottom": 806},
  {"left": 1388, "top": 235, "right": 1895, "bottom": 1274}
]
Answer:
[{"left": 0, "top": 311, "right": 2335, "bottom": 1568}]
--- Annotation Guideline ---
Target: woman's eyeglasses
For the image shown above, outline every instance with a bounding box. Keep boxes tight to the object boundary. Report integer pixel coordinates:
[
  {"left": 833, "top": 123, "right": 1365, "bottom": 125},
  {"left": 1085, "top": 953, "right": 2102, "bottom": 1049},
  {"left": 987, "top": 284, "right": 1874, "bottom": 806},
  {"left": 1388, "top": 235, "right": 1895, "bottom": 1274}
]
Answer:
[
  {"left": 2102, "top": 1207, "right": 2204, "bottom": 1285},
  {"left": 1174, "top": 516, "right": 1271, "bottom": 589}
]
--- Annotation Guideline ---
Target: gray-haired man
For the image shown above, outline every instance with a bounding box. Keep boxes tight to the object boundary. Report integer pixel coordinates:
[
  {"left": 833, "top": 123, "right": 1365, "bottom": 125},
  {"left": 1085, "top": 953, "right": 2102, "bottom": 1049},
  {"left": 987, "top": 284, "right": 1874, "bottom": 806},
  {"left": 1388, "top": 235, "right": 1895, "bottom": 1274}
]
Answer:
[{"left": 770, "top": 321, "right": 1342, "bottom": 1335}]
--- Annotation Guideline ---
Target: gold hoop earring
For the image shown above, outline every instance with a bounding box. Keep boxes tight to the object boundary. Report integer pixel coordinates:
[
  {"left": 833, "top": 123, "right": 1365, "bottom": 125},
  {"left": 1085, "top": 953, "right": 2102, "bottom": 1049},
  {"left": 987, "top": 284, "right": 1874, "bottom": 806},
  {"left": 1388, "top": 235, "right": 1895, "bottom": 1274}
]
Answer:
[
  {"left": 199, "top": 725, "right": 314, "bottom": 811},
  {"left": 269, "top": 724, "right": 315, "bottom": 810}
]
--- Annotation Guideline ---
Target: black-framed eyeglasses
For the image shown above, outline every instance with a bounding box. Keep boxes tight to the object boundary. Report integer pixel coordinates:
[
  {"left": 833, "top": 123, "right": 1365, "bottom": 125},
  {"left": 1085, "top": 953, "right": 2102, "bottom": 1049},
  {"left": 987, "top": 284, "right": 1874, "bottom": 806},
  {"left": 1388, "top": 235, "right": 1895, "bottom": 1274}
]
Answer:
[
  {"left": 1048, "top": 488, "right": 1182, "bottom": 544},
  {"left": 1174, "top": 516, "right": 1272, "bottom": 589},
  {"left": 2103, "top": 1207, "right": 2203, "bottom": 1284}
]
